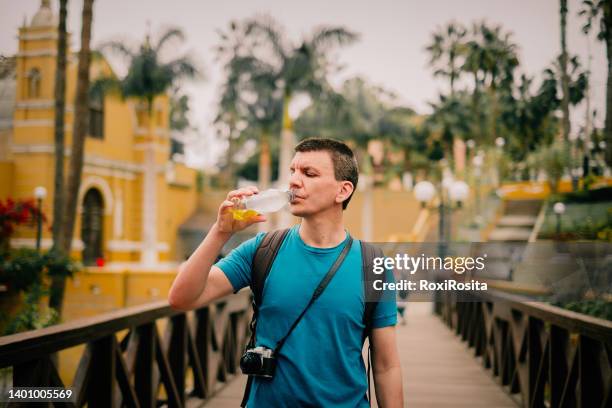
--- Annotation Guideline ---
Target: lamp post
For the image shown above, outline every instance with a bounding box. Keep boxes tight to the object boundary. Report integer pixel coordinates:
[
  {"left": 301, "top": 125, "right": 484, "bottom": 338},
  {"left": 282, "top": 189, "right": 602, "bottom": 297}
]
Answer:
[
  {"left": 553, "top": 202, "right": 566, "bottom": 236},
  {"left": 414, "top": 179, "right": 469, "bottom": 312},
  {"left": 34, "top": 186, "right": 47, "bottom": 252},
  {"left": 414, "top": 179, "right": 469, "bottom": 253},
  {"left": 495, "top": 137, "right": 505, "bottom": 188},
  {"left": 472, "top": 153, "right": 484, "bottom": 225}
]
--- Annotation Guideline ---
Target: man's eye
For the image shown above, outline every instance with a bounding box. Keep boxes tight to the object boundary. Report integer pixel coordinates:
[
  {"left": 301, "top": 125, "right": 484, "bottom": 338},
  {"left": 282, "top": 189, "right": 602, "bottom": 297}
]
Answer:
[{"left": 305, "top": 172, "right": 315, "bottom": 177}]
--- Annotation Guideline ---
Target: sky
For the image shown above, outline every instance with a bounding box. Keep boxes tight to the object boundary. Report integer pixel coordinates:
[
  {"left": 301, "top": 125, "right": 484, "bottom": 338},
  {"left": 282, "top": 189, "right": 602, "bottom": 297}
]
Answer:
[{"left": 0, "top": 0, "right": 607, "bottom": 169}]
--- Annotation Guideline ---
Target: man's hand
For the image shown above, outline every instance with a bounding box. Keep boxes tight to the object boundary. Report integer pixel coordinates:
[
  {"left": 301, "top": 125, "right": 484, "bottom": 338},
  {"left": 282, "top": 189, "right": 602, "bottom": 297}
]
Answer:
[
  {"left": 216, "top": 186, "right": 267, "bottom": 234},
  {"left": 169, "top": 186, "right": 266, "bottom": 311}
]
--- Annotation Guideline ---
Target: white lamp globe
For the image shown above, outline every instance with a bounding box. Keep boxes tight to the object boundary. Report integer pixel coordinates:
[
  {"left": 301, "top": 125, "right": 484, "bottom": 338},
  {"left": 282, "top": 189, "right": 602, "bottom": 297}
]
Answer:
[
  {"left": 449, "top": 180, "right": 470, "bottom": 203},
  {"left": 553, "top": 202, "right": 566, "bottom": 215},
  {"left": 495, "top": 137, "right": 505, "bottom": 148},
  {"left": 414, "top": 181, "right": 436, "bottom": 203},
  {"left": 34, "top": 186, "right": 47, "bottom": 200}
]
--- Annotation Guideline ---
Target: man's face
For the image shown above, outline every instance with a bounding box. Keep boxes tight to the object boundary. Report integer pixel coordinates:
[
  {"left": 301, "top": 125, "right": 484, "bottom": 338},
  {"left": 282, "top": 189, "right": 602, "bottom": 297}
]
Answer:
[{"left": 288, "top": 150, "right": 352, "bottom": 217}]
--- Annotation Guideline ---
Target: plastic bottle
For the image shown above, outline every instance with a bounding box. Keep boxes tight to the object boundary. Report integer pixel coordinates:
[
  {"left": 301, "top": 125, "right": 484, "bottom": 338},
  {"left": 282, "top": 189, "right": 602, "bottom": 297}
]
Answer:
[{"left": 230, "top": 189, "right": 294, "bottom": 221}]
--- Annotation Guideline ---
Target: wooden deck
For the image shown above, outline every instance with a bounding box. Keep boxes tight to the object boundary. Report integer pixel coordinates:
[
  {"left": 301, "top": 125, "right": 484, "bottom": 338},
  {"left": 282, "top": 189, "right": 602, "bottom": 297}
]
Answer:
[{"left": 200, "top": 302, "right": 517, "bottom": 407}]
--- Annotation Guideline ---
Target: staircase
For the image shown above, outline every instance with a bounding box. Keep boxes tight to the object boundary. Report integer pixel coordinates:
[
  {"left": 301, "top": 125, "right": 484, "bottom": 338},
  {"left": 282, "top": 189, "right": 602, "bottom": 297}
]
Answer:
[{"left": 487, "top": 200, "right": 542, "bottom": 242}]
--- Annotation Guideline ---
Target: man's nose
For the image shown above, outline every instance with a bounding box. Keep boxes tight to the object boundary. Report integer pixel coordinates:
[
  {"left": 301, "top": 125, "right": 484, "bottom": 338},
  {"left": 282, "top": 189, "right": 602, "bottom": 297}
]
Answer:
[{"left": 289, "top": 172, "right": 302, "bottom": 189}]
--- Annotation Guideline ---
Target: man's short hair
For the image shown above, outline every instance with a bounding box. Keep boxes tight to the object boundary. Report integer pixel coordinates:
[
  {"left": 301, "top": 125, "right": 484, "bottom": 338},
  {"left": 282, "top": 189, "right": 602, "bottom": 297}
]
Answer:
[{"left": 294, "top": 138, "right": 359, "bottom": 210}]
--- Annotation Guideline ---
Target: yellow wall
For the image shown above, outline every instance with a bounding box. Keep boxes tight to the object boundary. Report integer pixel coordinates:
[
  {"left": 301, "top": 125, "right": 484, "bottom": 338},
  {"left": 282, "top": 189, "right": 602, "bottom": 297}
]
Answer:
[
  {"left": 4, "top": 16, "right": 198, "bottom": 265},
  {"left": 0, "top": 162, "right": 14, "bottom": 198}
]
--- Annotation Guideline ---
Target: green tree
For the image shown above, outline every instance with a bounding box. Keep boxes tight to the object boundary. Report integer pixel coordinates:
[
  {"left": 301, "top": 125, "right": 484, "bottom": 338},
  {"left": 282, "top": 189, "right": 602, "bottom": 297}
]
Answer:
[
  {"left": 560, "top": 0, "right": 571, "bottom": 142},
  {"left": 579, "top": 0, "right": 612, "bottom": 166},
  {"left": 425, "top": 92, "right": 473, "bottom": 166},
  {"left": 425, "top": 22, "right": 467, "bottom": 96},
  {"left": 463, "top": 22, "right": 519, "bottom": 144},
  {"left": 246, "top": 16, "right": 359, "bottom": 196},
  {"left": 100, "top": 26, "right": 200, "bottom": 265},
  {"left": 51, "top": 0, "right": 68, "bottom": 259},
  {"left": 214, "top": 21, "right": 256, "bottom": 188},
  {"left": 51, "top": 0, "right": 94, "bottom": 315}
]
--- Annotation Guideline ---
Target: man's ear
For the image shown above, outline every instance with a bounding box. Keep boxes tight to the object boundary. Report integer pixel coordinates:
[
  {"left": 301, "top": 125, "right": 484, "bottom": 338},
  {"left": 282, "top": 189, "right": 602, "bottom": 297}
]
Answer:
[{"left": 336, "top": 181, "right": 354, "bottom": 205}]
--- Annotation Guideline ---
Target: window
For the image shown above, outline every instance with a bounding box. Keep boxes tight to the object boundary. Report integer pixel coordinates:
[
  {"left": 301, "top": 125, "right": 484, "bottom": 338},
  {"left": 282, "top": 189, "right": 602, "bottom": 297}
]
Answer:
[
  {"left": 27, "top": 68, "right": 41, "bottom": 98},
  {"left": 81, "top": 188, "right": 104, "bottom": 266},
  {"left": 88, "top": 91, "right": 104, "bottom": 139}
]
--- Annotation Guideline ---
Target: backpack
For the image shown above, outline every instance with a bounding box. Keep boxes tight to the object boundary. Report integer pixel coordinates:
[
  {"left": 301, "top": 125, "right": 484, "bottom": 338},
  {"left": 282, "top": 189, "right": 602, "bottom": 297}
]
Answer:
[{"left": 245, "top": 228, "right": 385, "bottom": 405}]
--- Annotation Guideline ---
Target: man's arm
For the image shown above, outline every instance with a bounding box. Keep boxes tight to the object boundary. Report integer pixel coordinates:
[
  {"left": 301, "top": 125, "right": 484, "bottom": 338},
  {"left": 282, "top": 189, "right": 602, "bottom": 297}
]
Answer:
[
  {"left": 371, "top": 326, "right": 404, "bottom": 407},
  {"left": 168, "top": 224, "right": 233, "bottom": 310},
  {"left": 168, "top": 187, "right": 265, "bottom": 311}
]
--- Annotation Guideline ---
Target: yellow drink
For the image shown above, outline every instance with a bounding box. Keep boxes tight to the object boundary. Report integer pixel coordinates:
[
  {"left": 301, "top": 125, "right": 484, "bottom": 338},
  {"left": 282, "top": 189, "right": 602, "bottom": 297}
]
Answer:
[{"left": 230, "top": 208, "right": 259, "bottom": 221}]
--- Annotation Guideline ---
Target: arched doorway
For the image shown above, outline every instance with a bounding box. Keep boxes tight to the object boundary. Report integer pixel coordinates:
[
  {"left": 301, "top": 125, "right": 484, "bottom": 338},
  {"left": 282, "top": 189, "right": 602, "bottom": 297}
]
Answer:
[{"left": 81, "top": 188, "right": 104, "bottom": 265}]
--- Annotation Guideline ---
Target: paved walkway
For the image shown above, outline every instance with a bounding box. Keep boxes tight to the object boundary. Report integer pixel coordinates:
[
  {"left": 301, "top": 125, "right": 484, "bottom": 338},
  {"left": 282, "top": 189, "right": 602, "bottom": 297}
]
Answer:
[{"left": 201, "top": 303, "right": 517, "bottom": 407}]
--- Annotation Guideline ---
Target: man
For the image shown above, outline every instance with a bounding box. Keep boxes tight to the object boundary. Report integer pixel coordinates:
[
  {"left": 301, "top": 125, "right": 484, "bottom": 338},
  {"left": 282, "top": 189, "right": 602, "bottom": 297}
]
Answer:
[{"left": 169, "top": 138, "right": 403, "bottom": 407}]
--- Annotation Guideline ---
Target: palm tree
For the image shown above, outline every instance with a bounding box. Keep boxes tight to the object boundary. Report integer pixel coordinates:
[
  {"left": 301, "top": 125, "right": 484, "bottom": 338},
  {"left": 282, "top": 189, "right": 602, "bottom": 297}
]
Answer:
[
  {"left": 50, "top": 0, "right": 94, "bottom": 315},
  {"left": 51, "top": 0, "right": 68, "bottom": 254},
  {"left": 580, "top": 0, "right": 612, "bottom": 166},
  {"left": 244, "top": 62, "right": 282, "bottom": 190},
  {"left": 246, "top": 17, "right": 359, "bottom": 202},
  {"left": 560, "top": 0, "right": 571, "bottom": 142},
  {"left": 214, "top": 20, "right": 256, "bottom": 188},
  {"left": 101, "top": 27, "right": 199, "bottom": 264},
  {"left": 463, "top": 22, "right": 518, "bottom": 144},
  {"left": 425, "top": 22, "right": 467, "bottom": 96}
]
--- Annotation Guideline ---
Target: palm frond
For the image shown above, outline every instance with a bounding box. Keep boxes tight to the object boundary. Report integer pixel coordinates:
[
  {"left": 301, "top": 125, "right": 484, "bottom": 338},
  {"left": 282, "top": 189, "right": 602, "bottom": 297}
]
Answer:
[
  {"left": 99, "top": 40, "right": 135, "bottom": 59},
  {"left": 309, "top": 26, "right": 359, "bottom": 53},
  {"left": 156, "top": 27, "right": 186, "bottom": 53},
  {"left": 165, "top": 56, "right": 201, "bottom": 81},
  {"left": 89, "top": 75, "right": 122, "bottom": 99},
  {"left": 245, "top": 15, "right": 288, "bottom": 61}
]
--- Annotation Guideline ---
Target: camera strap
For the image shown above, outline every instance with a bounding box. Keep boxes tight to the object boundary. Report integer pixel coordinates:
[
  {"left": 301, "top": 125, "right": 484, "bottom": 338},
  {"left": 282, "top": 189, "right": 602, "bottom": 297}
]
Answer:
[
  {"left": 274, "top": 235, "right": 354, "bottom": 355},
  {"left": 241, "top": 235, "right": 353, "bottom": 408}
]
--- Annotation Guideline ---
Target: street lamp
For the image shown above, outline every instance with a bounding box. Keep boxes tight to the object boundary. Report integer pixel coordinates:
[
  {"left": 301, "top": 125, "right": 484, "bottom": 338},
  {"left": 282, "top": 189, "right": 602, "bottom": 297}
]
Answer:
[
  {"left": 449, "top": 180, "right": 469, "bottom": 208},
  {"left": 495, "top": 137, "right": 505, "bottom": 187},
  {"left": 472, "top": 154, "right": 484, "bottom": 225},
  {"left": 414, "top": 178, "right": 469, "bottom": 312},
  {"left": 34, "top": 186, "right": 47, "bottom": 252},
  {"left": 413, "top": 181, "right": 436, "bottom": 208},
  {"left": 553, "top": 202, "right": 566, "bottom": 236},
  {"left": 414, "top": 179, "right": 469, "bottom": 247}
]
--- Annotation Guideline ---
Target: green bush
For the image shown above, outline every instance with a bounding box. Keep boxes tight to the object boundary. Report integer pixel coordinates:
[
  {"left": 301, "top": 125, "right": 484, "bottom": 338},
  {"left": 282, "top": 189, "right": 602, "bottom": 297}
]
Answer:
[
  {"left": 0, "top": 248, "right": 79, "bottom": 335},
  {"left": 3, "top": 283, "right": 58, "bottom": 335},
  {"left": 0, "top": 248, "right": 45, "bottom": 292},
  {"left": 559, "top": 300, "right": 612, "bottom": 321}
]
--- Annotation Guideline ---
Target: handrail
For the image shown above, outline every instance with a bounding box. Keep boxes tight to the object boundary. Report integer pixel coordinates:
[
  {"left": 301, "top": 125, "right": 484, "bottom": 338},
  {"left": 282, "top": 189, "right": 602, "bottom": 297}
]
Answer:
[
  {"left": 0, "top": 291, "right": 252, "bottom": 407},
  {"left": 437, "top": 288, "right": 611, "bottom": 408}
]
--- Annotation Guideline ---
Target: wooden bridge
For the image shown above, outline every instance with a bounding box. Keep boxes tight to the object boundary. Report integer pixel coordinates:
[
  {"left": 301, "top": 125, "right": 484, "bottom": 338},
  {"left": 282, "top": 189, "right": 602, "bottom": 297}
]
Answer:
[{"left": 0, "top": 289, "right": 610, "bottom": 408}]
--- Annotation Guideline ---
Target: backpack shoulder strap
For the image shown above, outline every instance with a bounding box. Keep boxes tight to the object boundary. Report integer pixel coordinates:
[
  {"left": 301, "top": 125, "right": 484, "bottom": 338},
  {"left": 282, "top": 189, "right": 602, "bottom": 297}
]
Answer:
[
  {"left": 361, "top": 241, "right": 385, "bottom": 340},
  {"left": 241, "top": 228, "right": 290, "bottom": 408},
  {"left": 361, "top": 241, "right": 385, "bottom": 405},
  {"left": 251, "top": 228, "right": 290, "bottom": 307}
]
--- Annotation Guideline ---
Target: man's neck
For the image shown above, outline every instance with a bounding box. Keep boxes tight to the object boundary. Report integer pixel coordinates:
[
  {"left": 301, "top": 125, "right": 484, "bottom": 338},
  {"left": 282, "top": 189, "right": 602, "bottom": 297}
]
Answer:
[{"left": 298, "top": 208, "right": 346, "bottom": 248}]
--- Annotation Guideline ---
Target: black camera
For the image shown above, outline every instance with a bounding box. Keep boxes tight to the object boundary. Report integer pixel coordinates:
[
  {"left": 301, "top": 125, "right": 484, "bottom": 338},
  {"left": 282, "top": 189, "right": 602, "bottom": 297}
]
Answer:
[{"left": 239, "top": 346, "right": 276, "bottom": 378}]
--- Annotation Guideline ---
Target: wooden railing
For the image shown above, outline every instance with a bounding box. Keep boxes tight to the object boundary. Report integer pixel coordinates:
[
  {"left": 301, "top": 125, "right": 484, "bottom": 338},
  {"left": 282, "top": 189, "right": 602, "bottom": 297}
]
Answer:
[
  {"left": 0, "top": 291, "right": 251, "bottom": 407},
  {"left": 437, "top": 289, "right": 612, "bottom": 408}
]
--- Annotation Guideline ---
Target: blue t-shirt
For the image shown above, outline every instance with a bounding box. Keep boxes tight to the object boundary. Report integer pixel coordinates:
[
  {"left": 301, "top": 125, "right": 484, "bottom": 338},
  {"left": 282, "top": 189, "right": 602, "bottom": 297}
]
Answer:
[{"left": 215, "top": 225, "right": 397, "bottom": 407}]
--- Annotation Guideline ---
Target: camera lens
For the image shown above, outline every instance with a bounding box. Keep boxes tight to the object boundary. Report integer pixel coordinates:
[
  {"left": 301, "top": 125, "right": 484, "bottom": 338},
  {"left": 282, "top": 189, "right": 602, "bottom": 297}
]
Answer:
[{"left": 240, "top": 352, "right": 262, "bottom": 373}]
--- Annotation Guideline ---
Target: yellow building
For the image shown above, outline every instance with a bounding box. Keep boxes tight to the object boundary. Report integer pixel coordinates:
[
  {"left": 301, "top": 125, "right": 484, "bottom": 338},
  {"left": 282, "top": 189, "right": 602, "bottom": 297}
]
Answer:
[{"left": 0, "top": 1, "right": 198, "bottom": 272}]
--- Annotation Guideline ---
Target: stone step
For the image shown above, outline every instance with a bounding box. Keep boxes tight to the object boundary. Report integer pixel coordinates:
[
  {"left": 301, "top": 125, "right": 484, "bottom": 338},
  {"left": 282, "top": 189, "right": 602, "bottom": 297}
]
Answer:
[
  {"left": 488, "top": 227, "right": 532, "bottom": 242},
  {"left": 497, "top": 215, "right": 537, "bottom": 227}
]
